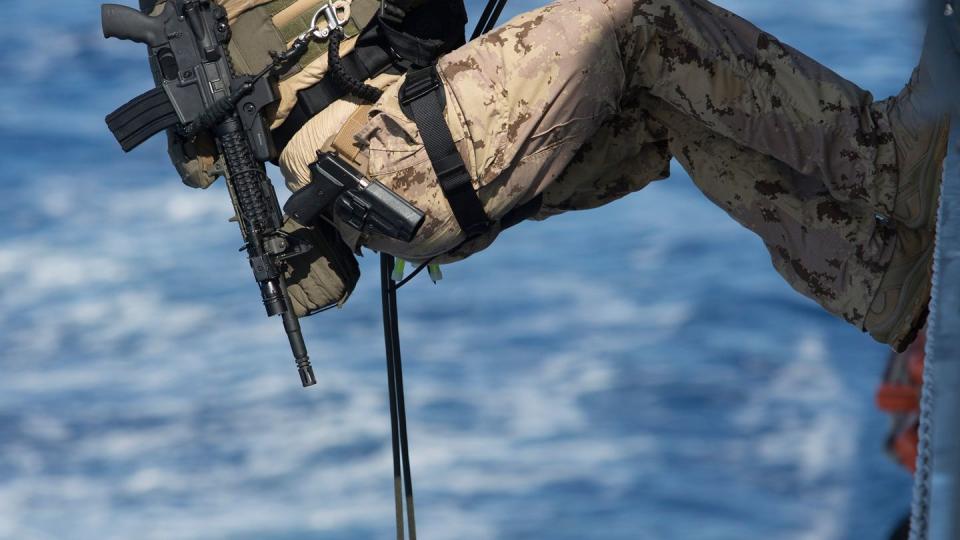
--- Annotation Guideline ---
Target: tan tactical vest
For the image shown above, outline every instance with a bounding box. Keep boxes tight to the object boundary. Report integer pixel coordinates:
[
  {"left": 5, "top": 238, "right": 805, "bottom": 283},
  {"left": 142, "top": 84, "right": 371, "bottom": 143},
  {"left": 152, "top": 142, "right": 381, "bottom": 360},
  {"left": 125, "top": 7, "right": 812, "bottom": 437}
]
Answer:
[
  {"left": 221, "top": 0, "right": 381, "bottom": 125},
  {"left": 159, "top": 0, "right": 382, "bottom": 188}
]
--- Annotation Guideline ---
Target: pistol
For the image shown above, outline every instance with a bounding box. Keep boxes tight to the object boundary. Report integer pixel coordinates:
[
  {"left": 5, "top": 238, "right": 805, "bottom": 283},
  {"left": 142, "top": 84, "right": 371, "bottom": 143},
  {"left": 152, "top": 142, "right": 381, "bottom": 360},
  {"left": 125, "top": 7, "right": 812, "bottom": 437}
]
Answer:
[{"left": 285, "top": 152, "right": 425, "bottom": 244}]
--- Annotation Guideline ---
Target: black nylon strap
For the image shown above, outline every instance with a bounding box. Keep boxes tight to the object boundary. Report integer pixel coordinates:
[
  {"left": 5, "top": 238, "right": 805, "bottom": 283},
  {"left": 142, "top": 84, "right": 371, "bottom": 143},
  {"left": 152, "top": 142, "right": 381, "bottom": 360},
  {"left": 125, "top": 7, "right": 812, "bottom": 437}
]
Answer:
[
  {"left": 379, "top": 20, "right": 446, "bottom": 68},
  {"left": 399, "top": 67, "right": 490, "bottom": 238}
]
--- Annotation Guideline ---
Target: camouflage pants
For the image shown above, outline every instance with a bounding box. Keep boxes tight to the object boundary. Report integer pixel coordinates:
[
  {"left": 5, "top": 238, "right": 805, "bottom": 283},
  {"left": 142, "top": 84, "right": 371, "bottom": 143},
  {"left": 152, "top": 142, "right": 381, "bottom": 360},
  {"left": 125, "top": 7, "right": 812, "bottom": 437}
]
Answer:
[{"left": 336, "top": 0, "right": 918, "bottom": 329}]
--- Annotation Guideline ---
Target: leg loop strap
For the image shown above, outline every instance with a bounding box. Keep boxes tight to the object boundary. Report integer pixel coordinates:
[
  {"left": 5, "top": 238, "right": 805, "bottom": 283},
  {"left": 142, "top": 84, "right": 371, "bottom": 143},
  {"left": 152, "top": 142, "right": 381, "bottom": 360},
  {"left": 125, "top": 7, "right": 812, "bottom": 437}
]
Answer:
[{"left": 398, "top": 66, "right": 491, "bottom": 239}]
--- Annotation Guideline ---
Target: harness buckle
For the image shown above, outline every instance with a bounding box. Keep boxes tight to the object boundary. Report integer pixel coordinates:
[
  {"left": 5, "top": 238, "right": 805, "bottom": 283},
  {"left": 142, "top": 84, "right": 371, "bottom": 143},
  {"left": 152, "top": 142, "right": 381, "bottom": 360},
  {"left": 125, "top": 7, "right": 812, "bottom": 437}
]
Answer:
[{"left": 398, "top": 69, "right": 442, "bottom": 107}]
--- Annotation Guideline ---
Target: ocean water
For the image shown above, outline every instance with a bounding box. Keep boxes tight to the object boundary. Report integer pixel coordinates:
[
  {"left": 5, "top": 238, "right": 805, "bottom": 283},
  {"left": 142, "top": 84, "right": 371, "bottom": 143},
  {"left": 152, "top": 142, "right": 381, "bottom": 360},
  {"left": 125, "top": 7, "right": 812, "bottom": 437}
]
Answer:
[{"left": 0, "top": 1, "right": 926, "bottom": 538}]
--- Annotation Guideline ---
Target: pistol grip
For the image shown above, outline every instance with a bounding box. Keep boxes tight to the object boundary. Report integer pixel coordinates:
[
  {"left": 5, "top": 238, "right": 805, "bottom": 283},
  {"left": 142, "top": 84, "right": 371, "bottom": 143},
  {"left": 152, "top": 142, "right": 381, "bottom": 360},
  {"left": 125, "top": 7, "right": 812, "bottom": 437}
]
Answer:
[{"left": 101, "top": 3, "right": 166, "bottom": 46}]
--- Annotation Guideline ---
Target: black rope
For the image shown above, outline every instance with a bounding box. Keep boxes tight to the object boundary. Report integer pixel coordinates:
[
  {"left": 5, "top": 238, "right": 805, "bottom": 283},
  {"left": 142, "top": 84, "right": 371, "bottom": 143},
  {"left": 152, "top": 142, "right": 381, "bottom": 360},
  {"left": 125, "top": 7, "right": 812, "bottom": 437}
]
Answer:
[
  {"left": 470, "top": 0, "right": 498, "bottom": 40},
  {"left": 482, "top": 0, "right": 509, "bottom": 36},
  {"left": 392, "top": 259, "right": 435, "bottom": 291},
  {"left": 471, "top": 0, "right": 509, "bottom": 40},
  {"left": 380, "top": 254, "right": 417, "bottom": 540},
  {"left": 377, "top": 3, "right": 510, "bottom": 538},
  {"left": 328, "top": 28, "right": 384, "bottom": 103}
]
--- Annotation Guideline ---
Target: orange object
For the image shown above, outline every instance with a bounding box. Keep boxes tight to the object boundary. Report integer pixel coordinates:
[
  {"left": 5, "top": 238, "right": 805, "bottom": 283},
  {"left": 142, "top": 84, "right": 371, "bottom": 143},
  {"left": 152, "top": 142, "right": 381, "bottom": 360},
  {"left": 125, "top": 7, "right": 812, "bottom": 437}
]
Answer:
[
  {"left": 892, "top": 422, "right": 920, "bottom": 474},
  {"left": 876, "top": 384, "right": 921, "bottom": 413},
  {"left": 876, "top": 329, "right": 926, "bottom": 475}
]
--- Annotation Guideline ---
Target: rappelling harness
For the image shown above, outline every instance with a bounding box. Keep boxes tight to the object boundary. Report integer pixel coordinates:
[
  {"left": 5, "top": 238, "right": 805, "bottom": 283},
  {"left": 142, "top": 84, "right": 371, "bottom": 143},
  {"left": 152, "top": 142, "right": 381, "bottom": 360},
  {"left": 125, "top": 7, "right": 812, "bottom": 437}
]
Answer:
[
  {"left": 278, "top": 1, "right": 504, "bottom": 240},
  {"left": 282, "top": 2, "right": 512, "bottom": 539}
]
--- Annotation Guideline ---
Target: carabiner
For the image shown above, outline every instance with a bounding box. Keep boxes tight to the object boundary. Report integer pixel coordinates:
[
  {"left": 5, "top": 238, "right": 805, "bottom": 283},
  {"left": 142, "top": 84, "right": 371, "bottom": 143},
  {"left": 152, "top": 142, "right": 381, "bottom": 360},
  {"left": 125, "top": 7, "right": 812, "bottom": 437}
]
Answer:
[{"left": 308, "top": 1, "right": 351, "bottom": 41}]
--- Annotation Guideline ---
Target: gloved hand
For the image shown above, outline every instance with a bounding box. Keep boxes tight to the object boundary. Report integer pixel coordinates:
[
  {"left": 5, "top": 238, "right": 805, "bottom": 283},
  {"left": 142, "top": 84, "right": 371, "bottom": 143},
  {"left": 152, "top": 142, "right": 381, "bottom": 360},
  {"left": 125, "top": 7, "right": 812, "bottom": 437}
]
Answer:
[
  {"left": 167, "top": 135, "right": 361, "bottom": 315},
  {"left": 167, "top": 131, "right": 221, "bottom": 189},
  {"left": 282, "top": 217, "right": 361, "bottom": 317}
]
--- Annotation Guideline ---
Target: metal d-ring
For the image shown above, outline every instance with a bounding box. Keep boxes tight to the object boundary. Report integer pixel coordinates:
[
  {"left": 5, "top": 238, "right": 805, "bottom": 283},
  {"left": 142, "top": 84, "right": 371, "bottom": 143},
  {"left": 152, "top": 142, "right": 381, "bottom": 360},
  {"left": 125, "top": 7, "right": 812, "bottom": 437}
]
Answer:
[{"left": 310, "top": 1, "right": 351, "bottom": 40}]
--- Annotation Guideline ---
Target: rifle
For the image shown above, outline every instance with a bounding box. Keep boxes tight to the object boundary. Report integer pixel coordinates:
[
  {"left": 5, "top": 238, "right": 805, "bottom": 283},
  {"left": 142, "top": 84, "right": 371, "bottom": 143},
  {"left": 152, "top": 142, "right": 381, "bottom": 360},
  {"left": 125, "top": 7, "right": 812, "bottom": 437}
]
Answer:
[
  {"left": 102, "top": 1, "right": 426, "bottom": 388},
  {"left": 101, "top": 0, "right": 322, "bottom": 386}
]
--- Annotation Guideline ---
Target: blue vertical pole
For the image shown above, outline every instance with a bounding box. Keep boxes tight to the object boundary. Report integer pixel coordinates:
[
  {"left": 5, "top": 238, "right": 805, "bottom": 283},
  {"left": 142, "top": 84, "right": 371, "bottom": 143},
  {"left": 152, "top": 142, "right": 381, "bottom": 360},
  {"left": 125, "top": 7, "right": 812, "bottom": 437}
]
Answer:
[{"left": 910, "top": 114, "right": 960, "bottom": 539}]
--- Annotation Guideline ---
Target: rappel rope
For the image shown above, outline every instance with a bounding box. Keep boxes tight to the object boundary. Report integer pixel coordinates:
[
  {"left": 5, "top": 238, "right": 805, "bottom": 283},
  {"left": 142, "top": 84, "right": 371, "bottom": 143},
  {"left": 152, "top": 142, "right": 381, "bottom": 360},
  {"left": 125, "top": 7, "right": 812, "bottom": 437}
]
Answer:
[
  {"left": 381, "top": 254, "right": 417, "bottom": 540},
  {"left": 377, "top": 2, "right": 510, "bottom": 539},
  {"left": 471, "top": 0, "right": 510, "bottom": 40}
]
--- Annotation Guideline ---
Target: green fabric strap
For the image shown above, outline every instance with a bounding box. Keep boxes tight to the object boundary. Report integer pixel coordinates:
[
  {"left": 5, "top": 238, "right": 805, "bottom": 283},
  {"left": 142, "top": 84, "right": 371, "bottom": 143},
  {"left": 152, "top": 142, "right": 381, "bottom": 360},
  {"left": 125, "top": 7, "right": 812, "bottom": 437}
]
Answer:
[
  {"left": 391, "top": 259, "right": 407, "bottom": 282},
  {"left": 263, "top": 0, "right": 365, "bottom": 69},
  {"left": 428, "top": 264, "right": 443, "bottom": 284}
]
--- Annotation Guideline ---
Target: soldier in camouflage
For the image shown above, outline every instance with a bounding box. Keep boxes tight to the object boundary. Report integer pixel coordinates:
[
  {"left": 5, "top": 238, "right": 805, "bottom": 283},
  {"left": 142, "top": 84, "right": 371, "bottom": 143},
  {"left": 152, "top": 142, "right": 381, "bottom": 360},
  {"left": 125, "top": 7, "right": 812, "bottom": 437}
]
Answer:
[{"left": 210, "top": 0, "right": 951, "bottom": 351}]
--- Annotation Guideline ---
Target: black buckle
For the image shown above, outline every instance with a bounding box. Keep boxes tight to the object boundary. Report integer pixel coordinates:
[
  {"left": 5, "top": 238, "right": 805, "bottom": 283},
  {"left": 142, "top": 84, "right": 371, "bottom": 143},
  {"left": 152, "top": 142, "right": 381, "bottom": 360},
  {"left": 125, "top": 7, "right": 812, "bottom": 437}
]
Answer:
[
  {"left": 433, "top": 154, "right": 470, "bottom": 184},
  {"left": 398, "top": 67, "right": 445, "bottom": 120},
  {"left": 399, "top": 68, "right": 441, "bottom": 106}
]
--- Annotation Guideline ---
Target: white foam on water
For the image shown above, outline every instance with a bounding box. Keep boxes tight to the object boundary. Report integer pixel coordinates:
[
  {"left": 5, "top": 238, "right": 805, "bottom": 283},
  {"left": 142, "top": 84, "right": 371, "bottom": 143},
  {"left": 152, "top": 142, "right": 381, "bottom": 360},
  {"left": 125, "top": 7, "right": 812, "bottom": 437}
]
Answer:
[
  {"left": 733, "top": 334, "right": 857, "bottom": 540},
  {"left": 0, "top": 242, "right": 128, "bottom": 296}
]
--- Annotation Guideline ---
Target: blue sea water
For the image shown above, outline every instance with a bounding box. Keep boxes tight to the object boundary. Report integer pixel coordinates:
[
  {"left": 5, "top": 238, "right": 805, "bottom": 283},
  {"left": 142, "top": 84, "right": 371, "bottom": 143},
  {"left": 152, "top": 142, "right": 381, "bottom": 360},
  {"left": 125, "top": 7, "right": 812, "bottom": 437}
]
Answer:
[{"left": 0, "top": 0, "right": 928, "bottom": 538}]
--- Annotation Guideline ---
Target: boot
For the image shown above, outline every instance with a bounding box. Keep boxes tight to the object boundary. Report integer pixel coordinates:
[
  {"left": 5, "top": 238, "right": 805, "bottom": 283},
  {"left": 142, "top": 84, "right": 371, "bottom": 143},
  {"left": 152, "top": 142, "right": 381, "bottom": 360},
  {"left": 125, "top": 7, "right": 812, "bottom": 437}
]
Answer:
[
  {"left": 864, "top": 226, "right": 934, "bottom": 352},
  {"left": 866, "top": 13, "right": 958, "bottom": 351},
  {"left": 887, "top": 65, "right": 950, "bottom": 230},
  {"left": 888, "top": 5, "right": 953, "bottom": 231}
]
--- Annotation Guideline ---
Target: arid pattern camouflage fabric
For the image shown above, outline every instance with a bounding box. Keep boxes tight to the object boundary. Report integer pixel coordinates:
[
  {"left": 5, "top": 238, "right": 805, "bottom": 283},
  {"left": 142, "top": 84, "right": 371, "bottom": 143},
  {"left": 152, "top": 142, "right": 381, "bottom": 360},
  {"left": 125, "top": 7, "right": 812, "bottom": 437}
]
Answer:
[{"left": 282, "top": 0, "right": 946, "bottom": 330}]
